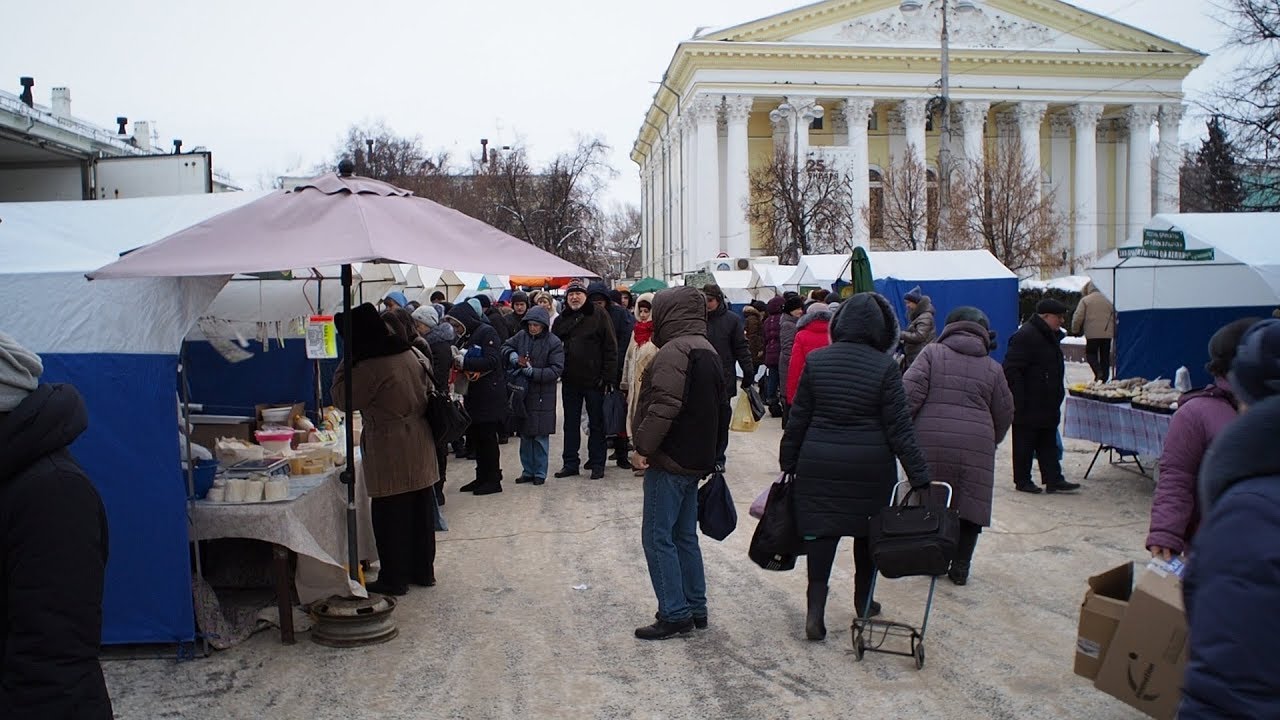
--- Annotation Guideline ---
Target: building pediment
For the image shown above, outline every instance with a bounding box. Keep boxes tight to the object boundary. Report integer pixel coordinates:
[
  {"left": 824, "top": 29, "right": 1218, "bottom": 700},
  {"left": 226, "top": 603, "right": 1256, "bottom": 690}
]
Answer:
[
  {"left": 784, "top": 3, "right": 1104, "bottom": 51},
  {"left": 705, "top": 0, "right": 1201, "bottom": 54}
]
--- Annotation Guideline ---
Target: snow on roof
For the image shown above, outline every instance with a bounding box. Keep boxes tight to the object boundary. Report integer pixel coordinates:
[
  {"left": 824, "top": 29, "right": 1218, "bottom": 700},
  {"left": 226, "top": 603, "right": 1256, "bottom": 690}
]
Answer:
[
  {"left": 0, "top": 192, "right": 269, "bottom": 274},
  {"left": 1020, "top": 275, "right": 1093, "bottom": 293},
  {"left": 788, "top": 250, "right": 1016, "bottom": 287}
]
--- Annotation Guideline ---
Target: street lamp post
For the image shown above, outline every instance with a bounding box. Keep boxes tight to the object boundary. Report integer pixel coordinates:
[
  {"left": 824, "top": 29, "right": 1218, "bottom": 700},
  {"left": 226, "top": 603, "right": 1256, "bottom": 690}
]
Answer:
[
  {"left": 901, "top": 0, "right": 976, "bottom": 243},
  {"left": 769, "top": 100, "right": 824, "bottom": 262}
]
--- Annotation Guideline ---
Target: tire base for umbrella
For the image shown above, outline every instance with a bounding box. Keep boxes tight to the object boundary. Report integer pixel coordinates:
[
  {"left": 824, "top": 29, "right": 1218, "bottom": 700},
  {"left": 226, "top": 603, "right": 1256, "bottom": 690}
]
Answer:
[{"left": 310, "top": 593, "right": 398, "bottom": 648}]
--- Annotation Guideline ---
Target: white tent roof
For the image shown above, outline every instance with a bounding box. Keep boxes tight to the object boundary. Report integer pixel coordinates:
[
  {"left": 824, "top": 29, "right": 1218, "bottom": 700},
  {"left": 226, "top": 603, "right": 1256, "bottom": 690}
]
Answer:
[
  {"left": 1091, "top": 213, "right": 1280, "bottom": 311},
  {"left": 751, "top": 264, "right": 797, "bottom": 294},
  {"left": 787, "top": 250, "right": 1016, "bottom": 288},
  {"left": 709, "top": 269, "right": 766, "bottom": 303}
]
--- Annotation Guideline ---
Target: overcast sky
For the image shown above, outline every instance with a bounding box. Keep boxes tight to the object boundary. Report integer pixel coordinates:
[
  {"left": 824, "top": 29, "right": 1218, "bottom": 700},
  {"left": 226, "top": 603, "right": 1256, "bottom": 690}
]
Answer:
[{"left": 3, "top": 0, "right": 1236, "bottom": 204}]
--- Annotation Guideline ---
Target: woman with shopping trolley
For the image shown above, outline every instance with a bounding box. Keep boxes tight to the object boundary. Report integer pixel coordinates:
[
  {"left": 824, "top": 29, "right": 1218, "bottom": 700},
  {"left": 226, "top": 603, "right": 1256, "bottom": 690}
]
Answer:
[{"left": 780, "top": 292, "right": 930, "bottom": 642}]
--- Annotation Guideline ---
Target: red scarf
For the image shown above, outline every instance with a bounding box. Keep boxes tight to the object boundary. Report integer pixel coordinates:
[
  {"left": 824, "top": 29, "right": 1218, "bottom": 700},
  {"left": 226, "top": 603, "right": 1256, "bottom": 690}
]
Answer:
[{"left": 633, "top": 320, "right": 654, "bottom": 346}]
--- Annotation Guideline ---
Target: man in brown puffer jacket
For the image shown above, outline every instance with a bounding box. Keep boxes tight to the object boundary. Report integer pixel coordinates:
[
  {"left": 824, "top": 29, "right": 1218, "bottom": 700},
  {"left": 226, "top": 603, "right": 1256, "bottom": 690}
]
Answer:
[{"left": 631, "top": 287, "right": 727, "bottom": 641}]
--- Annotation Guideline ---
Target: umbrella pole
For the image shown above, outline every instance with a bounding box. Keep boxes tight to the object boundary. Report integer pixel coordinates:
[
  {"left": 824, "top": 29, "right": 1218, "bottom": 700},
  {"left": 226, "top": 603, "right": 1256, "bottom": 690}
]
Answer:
[{"left": 341, "top": 264, "right": 359, "bottom": 584}]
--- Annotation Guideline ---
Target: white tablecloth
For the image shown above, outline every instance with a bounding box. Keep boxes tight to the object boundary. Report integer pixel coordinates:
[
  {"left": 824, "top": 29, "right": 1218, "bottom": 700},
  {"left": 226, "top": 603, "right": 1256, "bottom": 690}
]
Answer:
[{"left": 190, "top": 454, "right": 378, "bottom": 604}]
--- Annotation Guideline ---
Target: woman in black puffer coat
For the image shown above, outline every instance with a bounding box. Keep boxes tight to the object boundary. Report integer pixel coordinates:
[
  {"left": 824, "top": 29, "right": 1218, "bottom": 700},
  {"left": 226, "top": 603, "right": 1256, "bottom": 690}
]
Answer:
[
  {"left": 779, "top": 292, "right": 930, "bottom": 641},
  {"left": 447, "top": 301, "right": 507, "bottom": 495}
]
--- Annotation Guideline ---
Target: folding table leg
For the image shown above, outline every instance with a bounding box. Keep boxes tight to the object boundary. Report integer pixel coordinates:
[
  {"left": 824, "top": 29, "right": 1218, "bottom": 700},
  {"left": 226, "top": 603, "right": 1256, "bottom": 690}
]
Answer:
[
  {"left": 1085, "top": 445, "right": 1106, "bottom": 479},
  {"left": 272, "top": 544, "right": 295, "bottom": 645}
]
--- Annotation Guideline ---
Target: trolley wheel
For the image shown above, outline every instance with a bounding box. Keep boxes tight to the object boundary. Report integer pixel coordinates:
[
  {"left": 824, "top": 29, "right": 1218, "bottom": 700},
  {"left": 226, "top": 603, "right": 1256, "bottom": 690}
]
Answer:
[
  {"left": 913, "top": 642, "right": 925, "bottom": 670},
  {"left": 854, "top": 634, "right": 866, "bottom": 661}
]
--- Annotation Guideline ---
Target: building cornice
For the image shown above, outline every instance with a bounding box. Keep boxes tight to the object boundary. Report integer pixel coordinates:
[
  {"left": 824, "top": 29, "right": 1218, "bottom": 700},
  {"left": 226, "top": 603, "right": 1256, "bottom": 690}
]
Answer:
[{"left": 630, "top": 41, "right": 1203, "bottom": 164}]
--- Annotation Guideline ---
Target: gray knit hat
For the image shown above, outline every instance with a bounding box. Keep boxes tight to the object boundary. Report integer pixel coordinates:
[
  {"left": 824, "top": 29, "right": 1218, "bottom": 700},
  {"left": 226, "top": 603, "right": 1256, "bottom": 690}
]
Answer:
[
  {"left": 411, "top": 304, "right": 440, "bottom": 330},
  {"left": 0, "top": 331, "right": 43, "bottom": 412}
]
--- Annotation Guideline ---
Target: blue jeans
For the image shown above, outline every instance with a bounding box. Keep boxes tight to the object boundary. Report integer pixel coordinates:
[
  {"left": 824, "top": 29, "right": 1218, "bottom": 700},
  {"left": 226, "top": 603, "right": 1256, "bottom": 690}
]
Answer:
[
  {"left": 641, "top": 468, "right": 707, "bottom": 622},
  {"left": 519, "top": 435, "right": 550, "bottom": 480},
  {"left": 764, "top": 364, "right": 780, "bottom": 403},
  {"left": 562, "top": 383, "right": 606, "bottom": 470}
]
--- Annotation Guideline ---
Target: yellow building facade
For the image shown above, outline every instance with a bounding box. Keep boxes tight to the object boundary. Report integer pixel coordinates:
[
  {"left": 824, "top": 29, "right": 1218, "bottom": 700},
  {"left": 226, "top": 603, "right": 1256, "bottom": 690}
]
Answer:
[{"left": 631, "top": 0, "right": 1205, "bottom": 280}]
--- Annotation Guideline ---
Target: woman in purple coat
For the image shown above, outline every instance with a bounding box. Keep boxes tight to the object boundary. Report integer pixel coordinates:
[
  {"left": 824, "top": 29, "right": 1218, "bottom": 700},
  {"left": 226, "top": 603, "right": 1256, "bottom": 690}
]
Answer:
[
  {"left": 902, "top": 307, "right": 1014, "bottom": 585},
  {"left": 1145, "top": 317, "right": 1258, "bottom": 560}
]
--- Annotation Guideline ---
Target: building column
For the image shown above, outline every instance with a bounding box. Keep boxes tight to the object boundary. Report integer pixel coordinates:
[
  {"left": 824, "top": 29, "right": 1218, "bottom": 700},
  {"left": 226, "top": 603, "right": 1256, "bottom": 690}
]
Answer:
[
  {"left": 1125, "top": 105, "right": 1158, "bottom": 243},
  {"left": 899, "top": 99, "right": 929, "bottom": 168},
  {"left": 1068, "top": 104, "right": 1104, "bottom": 265},
  {"left": 841, "top": 98, "right": 875, "bottom": 249},
  {"left": 723, "top": 95, "right": 753, "bottom": 259},
  {"left": 1014, "top": 102, "right": 1047, "bottom": 196},
  {"left": 691, "top": 94, "right": 722, "bottom": 264},
  {"left": 958, "top": 100, "right": 990, "bottom": 175},
  {"left": 1157, "top": 104, "right": 1184, "bottom": 214},
  {"left": 1111, "top": 119, "right": 1127, "bottom": 252},
  {"left": 1049, "top": 113, "right": 1074, "bottom": 261},
  {"left": 887, "top": 108, "right": 906, "bottom": 164}
]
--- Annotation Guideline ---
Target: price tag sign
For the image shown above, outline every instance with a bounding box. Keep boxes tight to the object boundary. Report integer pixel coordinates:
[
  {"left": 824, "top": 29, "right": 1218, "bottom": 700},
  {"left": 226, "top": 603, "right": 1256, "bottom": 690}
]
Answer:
[{"left": 306, "top": 315, "right": 338, "bottom": 359}]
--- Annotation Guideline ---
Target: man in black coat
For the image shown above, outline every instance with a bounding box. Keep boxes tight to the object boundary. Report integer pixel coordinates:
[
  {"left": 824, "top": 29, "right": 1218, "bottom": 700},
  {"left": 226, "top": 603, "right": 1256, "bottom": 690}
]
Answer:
[
  {"left": 702, "top": 284, "right": 753, "bottom": 468},
  {"left": 553, "top": 280, "right": 618, "bottom": 479},
  {"left": 1002, "top": 299, "right": 1081, "bottom": 494},
  {"left": 0, "top": 332, "right": 113, "bottom": 719},
  {"left": 589, "top": 283, "right": 637, "bottom": 469}
]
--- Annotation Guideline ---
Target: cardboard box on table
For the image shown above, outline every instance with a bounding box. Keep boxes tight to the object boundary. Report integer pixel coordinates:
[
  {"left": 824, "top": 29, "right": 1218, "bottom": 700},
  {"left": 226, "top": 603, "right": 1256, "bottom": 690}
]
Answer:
[{"left": 1075, "top": 562, "right": 1188, "bottom": 720}]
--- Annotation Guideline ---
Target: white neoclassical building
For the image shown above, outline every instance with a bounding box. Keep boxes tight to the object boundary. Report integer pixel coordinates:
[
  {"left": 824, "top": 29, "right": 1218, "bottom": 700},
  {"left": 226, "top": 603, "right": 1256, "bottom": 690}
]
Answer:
[{"left": 631, "top": 0, "right": 1205, "bottom": 280}]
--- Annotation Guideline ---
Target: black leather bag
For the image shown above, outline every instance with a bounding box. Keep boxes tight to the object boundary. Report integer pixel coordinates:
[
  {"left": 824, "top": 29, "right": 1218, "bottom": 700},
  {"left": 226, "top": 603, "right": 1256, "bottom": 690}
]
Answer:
[
  {"left": 426, "top": 392, "right": 471, "bottom": 445},
  {"left": 748, "top": 474, "right": 802, "bottom": 571},
  {"left": 745, "top": 384, "right": 766, "bottom": 422},
  {"left": 868, "top": 487, "right": 960, "bottom": 579}
]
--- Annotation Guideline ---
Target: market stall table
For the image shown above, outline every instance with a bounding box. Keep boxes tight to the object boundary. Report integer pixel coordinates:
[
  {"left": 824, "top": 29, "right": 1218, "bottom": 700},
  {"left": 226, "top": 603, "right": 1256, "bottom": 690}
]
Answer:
[
  {"left": 1063, "top": 396, "right": 1174, "bottom": 479},
  {"left": 190, "top": 453, "right": 378, "bottom": 644}
]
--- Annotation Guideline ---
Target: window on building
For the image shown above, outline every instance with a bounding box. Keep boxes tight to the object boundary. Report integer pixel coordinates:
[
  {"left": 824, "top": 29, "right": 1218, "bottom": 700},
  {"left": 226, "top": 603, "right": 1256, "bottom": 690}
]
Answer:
[
  {"left": 810, "top": 116, "right": 824, "bottom": 131},
  {"left": 869, "top": 168, "right": 884, "bottom": 241},
  {"left": 868, "top": 112, "right": 878, "bottom": 131}
]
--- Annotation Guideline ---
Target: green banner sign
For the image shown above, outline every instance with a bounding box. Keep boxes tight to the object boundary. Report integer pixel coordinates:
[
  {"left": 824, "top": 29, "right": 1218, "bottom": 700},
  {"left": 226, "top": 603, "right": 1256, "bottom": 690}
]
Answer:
[
  {"left": 1117, "top": 246, "right": 1215, "bottom": 262},
  {"left": 1142, "top": 229, "right": 1185, "bottom": 252}
]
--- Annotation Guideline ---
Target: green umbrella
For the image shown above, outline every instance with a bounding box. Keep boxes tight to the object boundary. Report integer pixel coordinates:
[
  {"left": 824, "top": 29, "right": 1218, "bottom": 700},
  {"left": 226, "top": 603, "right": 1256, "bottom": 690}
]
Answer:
[
  {"left": 850, "top": 246, "right": 875, "bottom": 294},
  {"left": 629, "top": 276, "right": 668, "bottom": 293}
]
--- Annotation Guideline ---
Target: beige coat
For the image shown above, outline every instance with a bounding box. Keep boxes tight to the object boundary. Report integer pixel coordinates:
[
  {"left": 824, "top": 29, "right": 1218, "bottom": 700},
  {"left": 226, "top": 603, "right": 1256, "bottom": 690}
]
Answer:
[
  {"left": 1072, "top": 284, "right": 1116, "bottom": 339},
  {"left": 623, "top": 336, "right": 659, "bottom": 435},
  {"left": 331, "top": 349, "right": 439, "bottom": 498}
]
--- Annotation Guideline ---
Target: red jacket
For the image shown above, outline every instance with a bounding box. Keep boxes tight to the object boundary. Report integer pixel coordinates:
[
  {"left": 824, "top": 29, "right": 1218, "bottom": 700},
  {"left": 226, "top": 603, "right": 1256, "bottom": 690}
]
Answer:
[{"left": 786, "top": 313, "right": 831, "bottom": 403}]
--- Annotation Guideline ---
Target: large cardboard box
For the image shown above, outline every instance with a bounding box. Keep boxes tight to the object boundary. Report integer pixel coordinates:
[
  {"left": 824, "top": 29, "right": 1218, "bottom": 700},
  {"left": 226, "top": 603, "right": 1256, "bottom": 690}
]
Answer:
[
  {"left": 1094, "top": 567, "right": 1188, "bottom": 720},
  {"left": 1075, "top": 562, "right": 1134, "bottom": 680}
]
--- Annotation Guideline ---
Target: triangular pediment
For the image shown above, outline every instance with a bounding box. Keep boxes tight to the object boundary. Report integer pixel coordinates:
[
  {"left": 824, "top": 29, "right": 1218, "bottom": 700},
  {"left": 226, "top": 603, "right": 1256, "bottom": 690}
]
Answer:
[{"left": 705, "top": 0, "right": 1202, "bottom": 55}]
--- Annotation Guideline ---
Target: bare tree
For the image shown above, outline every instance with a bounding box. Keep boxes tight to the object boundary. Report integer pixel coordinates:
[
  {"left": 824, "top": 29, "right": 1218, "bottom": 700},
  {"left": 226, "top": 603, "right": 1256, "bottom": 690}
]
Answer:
[
  {"left": 873, "top": 153, "right": 937, "bottom": 251},
  {"left": 594, "top": 203, "right": 642, "bottom": 281},
  {"left": 1208, "top": 0, "right": 1280, "bottom": 210},
  {"left": 747, "top": 151, "right": 858, "bottom": 265},
  {"left": 947, "top": 138, "right": 1067, "bottom": 277}
]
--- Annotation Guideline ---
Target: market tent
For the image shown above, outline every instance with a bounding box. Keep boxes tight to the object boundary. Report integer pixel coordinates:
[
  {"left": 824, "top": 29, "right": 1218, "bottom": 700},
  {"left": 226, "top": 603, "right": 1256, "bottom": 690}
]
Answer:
[
  {"left": 830, "top": 250, "right": 1020, "bottom": 362},
  {"left": 785, "top": 254, "right": 851, "bottom": 290},
  {"left": 710, "top": 269, "right": 763, "bottom": 304},
  {"left": 628, "top": 276, "right": 668, "bottom": 294},
  {"left": 1091, "top": 212, "right": 1280, "bottom": 385},
  {"left": 0, "top": 193, "right": 262, "bottom": 645},
  {"left": 749, "top": 264, "right": 794, "bottom": 297}
]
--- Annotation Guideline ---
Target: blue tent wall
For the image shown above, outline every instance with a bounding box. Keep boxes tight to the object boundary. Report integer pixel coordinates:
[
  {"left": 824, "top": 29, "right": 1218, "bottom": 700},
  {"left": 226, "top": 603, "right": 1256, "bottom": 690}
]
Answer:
[
  {"left": 873, "top": 277, "right": 1019, "bottom": 362},
  {"left": 185, "top": 340, "right": 336, "bottom": 417},
  {"left": 40, "top": 353, "right": 195, "bottom": 645},
  {"left": 1117, "top": 306, "right": 1274, "bottom": 387}
]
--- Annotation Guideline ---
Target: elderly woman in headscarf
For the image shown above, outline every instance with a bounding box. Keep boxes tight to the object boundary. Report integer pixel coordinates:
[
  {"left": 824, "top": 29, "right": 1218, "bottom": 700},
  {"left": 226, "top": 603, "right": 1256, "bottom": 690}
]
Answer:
[
  {"left": 902, "top": 306, "right": 1014, "bottom": 586},
  {"left": 331, "top": 303, "right": 439, "bottom": 596}
]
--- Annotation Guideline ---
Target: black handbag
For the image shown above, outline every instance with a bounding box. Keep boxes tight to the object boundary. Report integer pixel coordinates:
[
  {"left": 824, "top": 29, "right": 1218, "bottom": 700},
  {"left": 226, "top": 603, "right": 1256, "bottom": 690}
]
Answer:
[
  {"left": 868, "top": 486, "right": 960, "bottom": 579},
  {"left": 506, "top": 369, "right": 528, "bottom": 421},
  {"left": 603, "top": 389, "right": 627, "bottom": 436},
  {"left": 748, "top": 474, "right": 802, "bottom": 571},
  {"left": 426, "top": 392, "right": 471, "bottom": 445},
  {"left": 746, "top": 384, "right": 766, "bottom": 422},
  {"left": 696, "top": 472, "right": 737, "bottom": 541}
]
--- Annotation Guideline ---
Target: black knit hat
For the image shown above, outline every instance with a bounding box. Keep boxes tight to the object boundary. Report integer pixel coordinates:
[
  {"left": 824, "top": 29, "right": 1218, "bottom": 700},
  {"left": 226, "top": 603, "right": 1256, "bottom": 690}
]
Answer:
[
  {"left": 1036, "top": 298, "right": 1069, "bottom": 316},
  {"left": 1208, "top": 317, "right": 1263, "bottom": 378},
  {"left": 783, "top": 296, "right": 804, "bottom": 314},
  {"left": 702, "top": 283, "right": 725, "bottom": 303},
  {"left": 474, "top": 294, "right": 492, "bottom": 310},
  {"left": 1231, "top": 319, "right": 1280, "bottom": 405},
  {"left": 511, "top": 290, "right": 530, "bottom": 306}
]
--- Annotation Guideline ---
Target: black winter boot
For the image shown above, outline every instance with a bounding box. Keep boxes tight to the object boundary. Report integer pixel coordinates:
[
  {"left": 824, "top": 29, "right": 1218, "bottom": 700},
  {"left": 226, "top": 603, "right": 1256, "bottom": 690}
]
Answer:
[
  {"left": 614, "top": 436, "right": 633, "bottom": 469},
  {"left": 805, "top": 583, "right": 828, "bottom": 641},
  {"left": 949, "top": 525, "right": 980, "bottom": 586}
]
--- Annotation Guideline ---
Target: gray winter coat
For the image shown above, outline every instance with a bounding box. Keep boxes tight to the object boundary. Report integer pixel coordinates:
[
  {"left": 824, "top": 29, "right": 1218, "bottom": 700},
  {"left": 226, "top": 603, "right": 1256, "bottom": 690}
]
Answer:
[
  {"left": 501, "top": 306, "right": 564, "bottom": 437},
  {"left": 901, "top": 296, "right": 937, "bottom": 369},
  {"left": 902, "top": 321, "right": 1015, "bottom": 526},
  {"left": 778, "top": 313, "right": 799, "bottom": 402},
  {"left": 780, "top": 294, "right": 930, "bottom": 538}
]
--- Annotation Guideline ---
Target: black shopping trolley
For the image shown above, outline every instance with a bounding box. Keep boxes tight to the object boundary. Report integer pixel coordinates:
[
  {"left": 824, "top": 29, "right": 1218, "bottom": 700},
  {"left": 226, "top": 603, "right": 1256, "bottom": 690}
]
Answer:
[{"left": 852, "top": 480, "right": 958, "bottom": 670}]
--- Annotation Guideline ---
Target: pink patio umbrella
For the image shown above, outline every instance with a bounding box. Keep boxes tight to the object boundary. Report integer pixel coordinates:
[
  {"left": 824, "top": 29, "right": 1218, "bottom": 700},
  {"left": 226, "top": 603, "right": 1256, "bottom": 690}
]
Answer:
[{"left": 89, "top": 166, "right": 596, "bottom": 593}]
